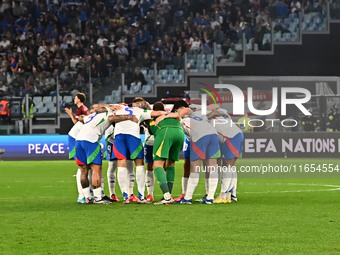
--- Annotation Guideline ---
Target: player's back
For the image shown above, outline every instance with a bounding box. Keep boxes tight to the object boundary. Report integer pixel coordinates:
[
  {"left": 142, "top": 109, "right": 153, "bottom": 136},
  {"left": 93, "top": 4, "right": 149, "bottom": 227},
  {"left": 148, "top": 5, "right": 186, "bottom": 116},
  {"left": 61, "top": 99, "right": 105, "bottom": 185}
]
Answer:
[
  {"left": 114, "top": 107, "right": 152, "bottom": 138},
  {"left": 76, "top": 112, "right": 113, "bottom": 142},
  {"left": 157, "top": 117, "right": 182, "bottom": 129},
  {"left": 181, "top": 112, "right": 217, "bottom": 142}
]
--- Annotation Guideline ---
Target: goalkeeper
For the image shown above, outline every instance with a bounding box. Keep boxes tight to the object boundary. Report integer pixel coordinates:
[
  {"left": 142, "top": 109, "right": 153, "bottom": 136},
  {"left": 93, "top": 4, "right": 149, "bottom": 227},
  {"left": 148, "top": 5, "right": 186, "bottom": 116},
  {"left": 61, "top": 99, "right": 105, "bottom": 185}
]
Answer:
[{"left": 146, "top": 101, "right": 185, "bottom": 205}]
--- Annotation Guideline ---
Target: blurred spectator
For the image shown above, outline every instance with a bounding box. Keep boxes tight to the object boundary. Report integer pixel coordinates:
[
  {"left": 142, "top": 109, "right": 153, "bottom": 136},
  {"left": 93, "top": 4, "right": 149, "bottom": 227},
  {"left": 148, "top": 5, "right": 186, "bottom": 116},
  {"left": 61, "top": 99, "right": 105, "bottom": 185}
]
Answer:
[
  {"left": 189, "top": 36, "right": 202, "bottom": 54},
  {"left": 276, "top": 0, "right": 289, "bottom": 18},
  {"left": 141, "top": 52, "right": 153, "bottom": 69},
  {"left": 103, "top": 53, "right": 116, "bottom": 78},
  {"left": 60, "top": 66, "right": 71, "bottom": 81},
  {"left": 254, "top": 20, "right": 270, "bottom": 50},
  {"left": 313, "top": 0, "right": 326, "bottom": 13},
  {"left": 70, "top": 55, "right": 79, "bottom": 71},
  {"left": 97, "top": 34, "right": 108, "bottom": 47},
  {"left": 226, "top": 23, "right": 239, "bottom": 44},
  {"left": 327, "top": 105, "right": 340, "bottom": 131},
  {"left": 256, "top": 11, "right": 268, "bottom": 25},
  {"left": 238, "top": 113, "right": 253, "bottom": 132},
  {"left": 331, "top": 0, "right": 340, "bottom": 19},
  {"left": 0, "top": 0, "right": 308, "bottom": 101},
  {"left": 224, "top": 43, "right": 238, "bottom": 62},
  {"left": 213, "top": 25, "right": 225, "bottom": 45},
  {"left": 92, "top": 54, "right": 104, "bottom": 79},
  {"left": 291, "top": 0, "right": 302, "bottom": 14},
  {"left": 130, "top": 66, "right": 147, "bottom": 93},
  {"left": 123, "top": 65, "right": 134, "bottom": 91},
  {"left": 0, "top": 80, "right": 7, "bottom": 95},
  {"left": 7, "top": 85, "right": 16, "bottom": 97},
  {"left": 45, "top": 73, "right": 56, "bottom": 94},
  {"left": 301, "top": 110, "right": 318, "bottom": 132},
  {"left": 302, "top": 0, "right": 314, "bottom": 14},
  {"left": 115, "top": 41, "right": 129, "bottom": 67},
  {"left": 0, "top": 36, "right": 11, "bottom": 50},
  {"left": 174, "top": 51, "right": 184, "bottom": 70}
]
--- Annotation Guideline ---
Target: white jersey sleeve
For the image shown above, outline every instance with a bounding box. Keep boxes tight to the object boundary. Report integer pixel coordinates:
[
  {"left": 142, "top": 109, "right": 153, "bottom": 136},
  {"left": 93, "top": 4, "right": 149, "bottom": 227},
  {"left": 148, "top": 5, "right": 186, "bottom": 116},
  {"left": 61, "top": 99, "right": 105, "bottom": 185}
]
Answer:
[
  {"left": 180, "top": 117, "right": 191, "bottom": 139},
  {"left": 104, "top": 125, "right": 115, "bottom": 144},
  {"left": 144, "top": 126, "right": 154, "bottom": 146},
  {"left": 76, "top": 112, "right": 113, "bottom": 142},
  {"left": 68, "top": 121, "right": 84, "bottom": 139}
]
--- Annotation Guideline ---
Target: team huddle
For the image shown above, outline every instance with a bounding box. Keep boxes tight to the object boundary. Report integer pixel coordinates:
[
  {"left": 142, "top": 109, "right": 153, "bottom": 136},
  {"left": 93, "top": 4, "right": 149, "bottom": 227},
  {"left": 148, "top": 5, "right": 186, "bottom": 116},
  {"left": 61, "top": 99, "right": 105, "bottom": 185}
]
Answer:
[{"left": 66, "top": 93, "right": 244, "bottom": 205}]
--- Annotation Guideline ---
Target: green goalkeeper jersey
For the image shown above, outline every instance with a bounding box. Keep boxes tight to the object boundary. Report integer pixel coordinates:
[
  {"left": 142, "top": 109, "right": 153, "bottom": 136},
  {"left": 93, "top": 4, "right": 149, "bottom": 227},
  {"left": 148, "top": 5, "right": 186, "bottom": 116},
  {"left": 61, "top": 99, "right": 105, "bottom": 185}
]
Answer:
[
  {"left": 151, "top": 117, "right": 184, "bottom": 161},
  {"left": 150, "top": 117, "right": 183, "bottom": 136}
]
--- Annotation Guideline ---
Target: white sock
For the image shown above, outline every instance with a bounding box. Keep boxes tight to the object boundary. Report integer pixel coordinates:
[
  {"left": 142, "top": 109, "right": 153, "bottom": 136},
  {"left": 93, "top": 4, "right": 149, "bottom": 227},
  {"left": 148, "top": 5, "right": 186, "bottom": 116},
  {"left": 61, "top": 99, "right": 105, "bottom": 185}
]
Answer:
[
  {"left": 207, "top": 170, "right": 218, "bottom": 200},
  {"left": 93, "top": 187, "right": 103, "bottom": 201},
  {"left": 107, "top": 160, "right": 117, "bottom": 196},
  {"left": 184, "top": 172, "right": 199, "bottom": 200},
  {"left": 231, "top": 171, "right": 238, "bottom": 198},
  {"left": 117, "top": 167, "right": 129, "bottom": 200},
  {"left": 146, "top": 170, "right": 154, "bottom": 196},
  {"left": 127, "top": 161, "right": 135, "bottom": 195},
  {"left": 136, "top": 165, "right": 145, "bottom": 200},
  {"left": 221, "top": 169, "right": 232, "bottom": 194},
  {"left": 88, "top": 170, "right": 93, "bottom": 198},
  {"left": 82, "top": 187, "right": 91, "bottom": 200},
  {"left": 76, "top": 169, "right": 84, "bottom": 199},
  {"left": 205, "top": 177, "right": 209, "bottom": 196},
  {"left": 182, "top": 177, "right": 189, "bottom": 195},
  {"left": 101, "top": 172, "right": 105, "bottom": 196}
]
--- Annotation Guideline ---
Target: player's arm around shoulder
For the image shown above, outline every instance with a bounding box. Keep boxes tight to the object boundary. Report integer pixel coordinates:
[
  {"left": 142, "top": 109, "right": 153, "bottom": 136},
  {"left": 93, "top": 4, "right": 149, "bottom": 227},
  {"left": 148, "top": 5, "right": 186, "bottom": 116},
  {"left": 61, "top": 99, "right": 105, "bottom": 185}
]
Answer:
[
  {"left": 179, "top": 107, "right": 191, "bottom": 117},
  {"left": 92, "top": 104, "right": 122, "bottom": 113},
  {"left": 207, "top": 104, "right": 219, "bottom": 111},
  {"left": 150, "top": 110, "right": 166, "bottom": 118},
  {"left": 154, "top": 112, "right": 181, "bottom": 126},
  {"left": 164, "top": 112, "right": 181, "bottom": 120},
  {"left": 108, "top": 114, "right": 138, "bottom": 123},
  {"left": 206, "top": 110, "right": 229, "bottom": 119}
]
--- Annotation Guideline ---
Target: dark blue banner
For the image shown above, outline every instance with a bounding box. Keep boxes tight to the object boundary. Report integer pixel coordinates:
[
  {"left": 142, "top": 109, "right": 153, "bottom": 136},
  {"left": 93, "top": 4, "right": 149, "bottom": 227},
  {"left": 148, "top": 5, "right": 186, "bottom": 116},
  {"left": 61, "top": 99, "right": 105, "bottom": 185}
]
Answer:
[{"left": 0, "top": 135, "right": 109, "bottom": 160}]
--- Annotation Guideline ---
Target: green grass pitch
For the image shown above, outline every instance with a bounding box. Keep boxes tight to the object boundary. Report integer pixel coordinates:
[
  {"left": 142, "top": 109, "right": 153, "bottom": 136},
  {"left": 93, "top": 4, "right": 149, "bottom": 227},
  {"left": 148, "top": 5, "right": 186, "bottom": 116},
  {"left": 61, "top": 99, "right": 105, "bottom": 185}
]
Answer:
[{"left": 1, "top": 159, "right": 340, "bottom": 255}]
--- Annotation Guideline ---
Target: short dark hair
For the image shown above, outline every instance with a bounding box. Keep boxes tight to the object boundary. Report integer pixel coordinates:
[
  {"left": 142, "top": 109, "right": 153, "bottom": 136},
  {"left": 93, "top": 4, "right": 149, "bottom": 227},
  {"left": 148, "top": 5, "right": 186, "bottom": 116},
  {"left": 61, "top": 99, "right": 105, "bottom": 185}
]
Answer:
[
  {"left": 153, "top": 101, "right": 165, "bottom": 111},
  {"left": 171, "top": 100, "right": 189, "bottom": 112},
  {"left": 76, "top": 93, "right": 86, "bottom": 103},
  {"left": 133, "top": 97, "right": 145, "bottom": 103}
]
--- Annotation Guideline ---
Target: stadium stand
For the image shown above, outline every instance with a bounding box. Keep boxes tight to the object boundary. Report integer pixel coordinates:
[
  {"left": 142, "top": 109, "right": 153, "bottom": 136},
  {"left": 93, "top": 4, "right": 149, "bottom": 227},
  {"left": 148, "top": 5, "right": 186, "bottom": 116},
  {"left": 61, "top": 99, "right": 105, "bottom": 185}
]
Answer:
[{"left": 0, "top": 0, "right": 335, "bottom": 115}]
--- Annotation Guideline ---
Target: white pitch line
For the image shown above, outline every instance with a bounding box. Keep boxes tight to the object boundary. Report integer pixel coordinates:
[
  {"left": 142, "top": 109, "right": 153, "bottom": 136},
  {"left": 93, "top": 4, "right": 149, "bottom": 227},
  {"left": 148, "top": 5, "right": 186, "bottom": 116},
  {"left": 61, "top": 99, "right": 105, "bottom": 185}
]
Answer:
[
  {"left": 241, "top": 187, "right": 340, "bottom": 194},
  {"left": 0, "top": 182, "right": 339, "bottom": 200}
]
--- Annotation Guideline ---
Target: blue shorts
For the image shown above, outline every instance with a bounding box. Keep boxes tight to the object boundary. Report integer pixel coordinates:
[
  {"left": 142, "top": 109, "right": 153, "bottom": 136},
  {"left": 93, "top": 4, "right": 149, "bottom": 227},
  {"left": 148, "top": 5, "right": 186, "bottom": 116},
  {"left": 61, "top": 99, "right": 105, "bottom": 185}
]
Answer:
[
  {"left": 113, "top": 134, "right": 143, "bottom": 160},
  {"left": 68, "top": 135, "right": 76, "bottom": 159},
  {"left": 220, "top": 132, "right": 244, "bottom": 160},
  {"left": 190, "top": 134, "right": 221, "bottom": 161},
  {"left": 183, "top": 138, "right": 190, "bottom": 159},
  {"left": 104, "top": 141, "right": 116, "bottom": 161},
  {"left": 75, "top": 140, "right": 102, "bottom": 165},
  {"left": 144, "top": 144, "right": 153, "bottom": 163}
]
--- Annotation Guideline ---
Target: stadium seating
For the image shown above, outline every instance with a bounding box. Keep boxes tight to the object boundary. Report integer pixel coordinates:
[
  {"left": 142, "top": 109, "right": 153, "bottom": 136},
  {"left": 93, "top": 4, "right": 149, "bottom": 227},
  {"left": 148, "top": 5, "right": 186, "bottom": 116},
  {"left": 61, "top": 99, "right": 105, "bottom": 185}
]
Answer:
[
  {"left": 142, "top": 85, "right": 152, "bottom": 94},
  {"left": 168, "top": 69, "right": 178, "bottom": 76},
  {"left": 33, "top": 96, "right": 42, "bottom": 105},
  {"left": 63, "top": 96, "right": 73, "bottom": 104},
  {"left": 159, "top": 69, "right": 168, "bottom": 76},
  {"left": 174, "top": 74, "right": 184, "bottom": 83}
]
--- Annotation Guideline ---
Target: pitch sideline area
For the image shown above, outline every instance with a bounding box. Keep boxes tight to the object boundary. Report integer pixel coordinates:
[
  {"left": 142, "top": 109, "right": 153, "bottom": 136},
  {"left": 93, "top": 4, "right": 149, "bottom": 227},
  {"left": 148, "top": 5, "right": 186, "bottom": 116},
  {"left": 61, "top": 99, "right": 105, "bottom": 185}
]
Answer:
[{"left": 1, "top": 159, "right": 340, "bottom": 254}]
